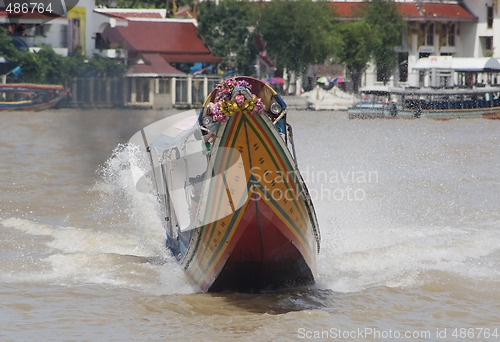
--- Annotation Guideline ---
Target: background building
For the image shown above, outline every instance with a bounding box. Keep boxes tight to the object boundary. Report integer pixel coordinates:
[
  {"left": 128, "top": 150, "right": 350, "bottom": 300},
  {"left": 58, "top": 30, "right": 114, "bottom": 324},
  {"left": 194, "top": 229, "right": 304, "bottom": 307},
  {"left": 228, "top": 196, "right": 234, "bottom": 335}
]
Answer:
[{"left": 330, "top": 0, "right": 499, "bottom": 89}]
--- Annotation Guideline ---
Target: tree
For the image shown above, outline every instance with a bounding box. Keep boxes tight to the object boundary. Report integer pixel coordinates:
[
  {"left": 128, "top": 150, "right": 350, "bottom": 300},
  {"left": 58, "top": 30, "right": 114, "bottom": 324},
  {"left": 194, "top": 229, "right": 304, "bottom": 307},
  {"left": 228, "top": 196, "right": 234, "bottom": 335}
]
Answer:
[
  {"left": 333, "top": 20, "right": 374, "bottom": 93},
  {"left": 0, "top": 26, "right": 30, "bottom": 82},
  {"left": 257, "top": 0, "right": 338, "bottom": 76},
  {"left": 1, "top": 27, "right": 125, "bottom": 84},
  {"left": 32, "top": 46, "right": 68, "bottom": 84},
  {"left": 197, "top": 0, "right": 259, "bottom": 75},
  {"left": 363, "top": 0, "right": 404, "bottom": 85},
  {"left": 0, "top": 27, "right": 21, "bottom": 62}
]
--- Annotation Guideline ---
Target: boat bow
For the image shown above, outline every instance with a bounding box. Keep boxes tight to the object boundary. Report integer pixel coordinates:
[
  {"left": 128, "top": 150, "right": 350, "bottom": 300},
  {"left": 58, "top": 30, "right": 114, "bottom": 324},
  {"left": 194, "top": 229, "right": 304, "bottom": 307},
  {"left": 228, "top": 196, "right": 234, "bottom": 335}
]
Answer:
[
  {"left": 129, "top": 76, "right": 320, "bottom": 292},
  {"left": 184, "top": 102, "right": 320, "bottom": 291}
]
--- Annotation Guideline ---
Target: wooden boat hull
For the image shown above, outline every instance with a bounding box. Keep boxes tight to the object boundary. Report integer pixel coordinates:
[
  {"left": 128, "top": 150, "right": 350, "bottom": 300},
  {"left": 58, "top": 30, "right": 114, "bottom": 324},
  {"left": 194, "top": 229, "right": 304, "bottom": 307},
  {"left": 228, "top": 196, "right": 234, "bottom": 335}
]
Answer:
[
  {"left": 181, "top": 108, "right": 319, "bottom": 292},
  {"left": 0, "top": 97, "right": 65, "bottom": 111},
  {"left": 209, "top": 192, "right": 315, "bottom": 292},
  {"left": 0, "top": 84, "right": 66, "bottom": 112},
  {"left": 130, "top": 77, "right": 320, "bottom": 292},
  {"left": 482, "top": 111, "right": 500, "bottom": 119}
]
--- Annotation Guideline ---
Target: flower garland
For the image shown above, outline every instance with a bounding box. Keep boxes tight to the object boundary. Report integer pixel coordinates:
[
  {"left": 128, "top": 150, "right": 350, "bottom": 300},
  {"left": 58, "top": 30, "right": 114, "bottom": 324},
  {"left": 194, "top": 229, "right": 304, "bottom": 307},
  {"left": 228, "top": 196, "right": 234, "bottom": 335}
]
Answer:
[{"left": 208, "top": 78, "right": 265, "bottom": 122}]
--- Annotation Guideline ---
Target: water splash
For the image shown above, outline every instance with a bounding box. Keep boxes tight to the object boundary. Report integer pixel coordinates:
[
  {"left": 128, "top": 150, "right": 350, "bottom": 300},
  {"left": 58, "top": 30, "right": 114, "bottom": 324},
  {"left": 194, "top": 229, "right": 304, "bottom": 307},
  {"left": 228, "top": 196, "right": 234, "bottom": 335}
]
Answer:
[
  {"left": 2, "top": 118, "right": 499, "bottom": 295},
  {"left": 0, "top": 143, "right": 194, "bottom": 294}
]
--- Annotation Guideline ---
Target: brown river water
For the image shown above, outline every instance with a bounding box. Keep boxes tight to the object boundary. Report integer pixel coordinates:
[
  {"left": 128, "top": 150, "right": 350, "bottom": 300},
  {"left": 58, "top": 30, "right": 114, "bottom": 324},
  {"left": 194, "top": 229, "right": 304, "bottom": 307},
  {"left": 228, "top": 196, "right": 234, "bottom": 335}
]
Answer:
[{"left": 1, "top": 108, "right": 499, "bottom": 341}]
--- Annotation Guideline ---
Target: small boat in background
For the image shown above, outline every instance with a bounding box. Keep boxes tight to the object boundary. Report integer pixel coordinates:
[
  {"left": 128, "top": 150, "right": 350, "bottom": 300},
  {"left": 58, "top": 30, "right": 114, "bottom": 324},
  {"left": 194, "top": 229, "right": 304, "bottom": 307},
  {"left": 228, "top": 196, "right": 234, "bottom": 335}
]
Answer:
[
  {"left": 129, "top": 76, "right": 321, "bottom": 292},
  {"left": 349, "top": 86, "right": 500, "bottom": 120},
  {"left": 0, "top": 83, "right": 67, "bottom": 111}
]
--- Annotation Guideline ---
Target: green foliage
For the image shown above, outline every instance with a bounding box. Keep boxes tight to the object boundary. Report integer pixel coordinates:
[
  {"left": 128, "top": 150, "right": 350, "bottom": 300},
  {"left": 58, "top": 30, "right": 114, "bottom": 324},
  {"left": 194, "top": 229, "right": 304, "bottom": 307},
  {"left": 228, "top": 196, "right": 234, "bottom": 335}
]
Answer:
[
  {"left": 258, "top": 0, "right": 338, "bottom": 74},
  {"left": 87, "top": 55, "right": 127, "bottom": 77},
  {"left": 1, "top": 26, "right": 125, "bottom": 84},
  {"left": 362, "top": 0, "right": 404, "bottom": 84},
  {"left": 197, "top": 0, "right": 339, "bottom": 76},
  {"left": 2, "top": 0, "right": 404, "bottom": 90},
  {"left": 30, "top": 46, "right": 68, "bottom": 84},
  {"left": 197, "top": 0, "right": 259, "bottom": 75},
  {"left": 333, "top": 20, "right": 374, "bottom": 92},
  {"left": 15, "top": 51, "right": 46, "bottom": 83},
  {"left": 64, "top": 53, "right": 88, "bottom": 78},
  {"left": 196, "top": 0, "right": 402, "bottom": 85},
  {"left": 0, "top": 27, "right": 21, "bottom": 62},
  {"left": 332, "top": 0, "right": 403, "bottom": 90}
]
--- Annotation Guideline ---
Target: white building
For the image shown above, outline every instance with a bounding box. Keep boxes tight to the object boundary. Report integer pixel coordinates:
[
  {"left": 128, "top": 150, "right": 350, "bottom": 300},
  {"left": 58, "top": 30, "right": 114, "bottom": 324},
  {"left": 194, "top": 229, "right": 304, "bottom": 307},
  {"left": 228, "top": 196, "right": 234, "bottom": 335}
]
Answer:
[
  {"left": 0, "top": 0, "right": 96, "bottom": 56},
  {"left": 331, "top": 0, "right": 500, "bottom": 89}
]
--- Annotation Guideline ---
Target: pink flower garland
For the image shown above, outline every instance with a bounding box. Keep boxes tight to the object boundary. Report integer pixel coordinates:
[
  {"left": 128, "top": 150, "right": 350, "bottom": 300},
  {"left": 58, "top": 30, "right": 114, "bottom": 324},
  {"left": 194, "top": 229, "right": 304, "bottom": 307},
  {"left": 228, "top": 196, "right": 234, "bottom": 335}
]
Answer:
[{"left": 208, "top": 78, "right": 265, "bottom": 122}]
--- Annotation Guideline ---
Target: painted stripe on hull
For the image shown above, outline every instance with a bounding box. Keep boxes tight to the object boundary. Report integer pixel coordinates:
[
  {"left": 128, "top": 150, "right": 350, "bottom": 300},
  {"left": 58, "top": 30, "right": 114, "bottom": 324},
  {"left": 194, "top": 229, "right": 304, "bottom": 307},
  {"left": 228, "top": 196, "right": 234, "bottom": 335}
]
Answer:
[
  {"left": 181, "top": 111, "right": 319, "bottom": 291},
  {"left": 209, "top": 192, "right": 315, "bottom": 292}
]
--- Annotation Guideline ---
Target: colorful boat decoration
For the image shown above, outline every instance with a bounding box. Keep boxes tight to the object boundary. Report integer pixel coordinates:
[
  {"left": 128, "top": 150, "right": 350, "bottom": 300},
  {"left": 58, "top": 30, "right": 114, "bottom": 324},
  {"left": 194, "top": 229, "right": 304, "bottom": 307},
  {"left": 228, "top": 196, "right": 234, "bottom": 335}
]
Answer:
[
  {"left": 348, "top": 86, "right": 500, "bottom": 120},
  {"left": 129, "top": 76, "right": 320, "bottom": 292},
  {"left": 0, "top": 83, "right": 67, "bottom": 111}
]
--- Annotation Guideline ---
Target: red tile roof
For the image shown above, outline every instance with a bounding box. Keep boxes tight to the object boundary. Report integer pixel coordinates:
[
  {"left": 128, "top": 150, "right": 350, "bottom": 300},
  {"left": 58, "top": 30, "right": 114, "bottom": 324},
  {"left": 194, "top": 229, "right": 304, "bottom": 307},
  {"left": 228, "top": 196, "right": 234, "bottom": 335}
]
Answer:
[
  {"left": 128, "top": 53, "right": 185, "bottom": 77},
  {"left": 328, "top": 1, "right": 476, "bottom": 21},
  {"left": 420, "top": 3, "right": 476, "bottom": 21},
  {"left": 397, "top": 3, "right": 421, "bottom": 18},
  {"left": 329, "top": 2, "right": 365, "bottom": 18},
  {"left": 159, "top": 53, "right": 221, "bottom": 64},
  {"left": 102, "top": 20, "right": 221, "bottom": 63}
]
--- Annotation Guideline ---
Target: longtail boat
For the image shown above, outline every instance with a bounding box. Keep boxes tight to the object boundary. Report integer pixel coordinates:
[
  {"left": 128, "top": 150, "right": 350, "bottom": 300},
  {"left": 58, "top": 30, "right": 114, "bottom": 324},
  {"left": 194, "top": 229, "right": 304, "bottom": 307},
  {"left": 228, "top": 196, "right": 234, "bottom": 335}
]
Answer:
[
  {"left": 129, "top": 76, "right": 320, "bottom": 292},
  {"left": 0, "top": 83, "right": 67, "bottom": 111}
]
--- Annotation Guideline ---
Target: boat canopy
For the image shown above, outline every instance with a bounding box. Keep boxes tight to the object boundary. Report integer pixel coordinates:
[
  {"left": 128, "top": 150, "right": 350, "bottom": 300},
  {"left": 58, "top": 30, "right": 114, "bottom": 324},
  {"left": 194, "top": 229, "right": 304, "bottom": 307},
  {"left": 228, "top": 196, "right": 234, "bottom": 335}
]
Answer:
[
  {"left": 389, "top": 86, "right": 500, "bottom": 96},
  {"left": 359, "top": 86, "right": 500, "bottom": 96},
  {"left": 413, "top": 57, "right": 500, "bottom": 72},
  {"left": 358, "top": 86, "right": 390, "bottom": 96}
]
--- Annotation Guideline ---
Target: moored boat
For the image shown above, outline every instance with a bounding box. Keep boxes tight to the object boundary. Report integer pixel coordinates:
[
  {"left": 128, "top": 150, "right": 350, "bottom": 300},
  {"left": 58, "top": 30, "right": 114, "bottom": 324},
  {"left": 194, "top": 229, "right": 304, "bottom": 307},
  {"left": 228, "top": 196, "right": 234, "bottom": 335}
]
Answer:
[
  {"left": 0, "top": 83, "right": 67, "bottom": 111},
  {"left": 348, "top": 86, "right": 500, "bottom": 120},
  {"left": 129, "top": 76, "right": 320, "bottom": 292}
]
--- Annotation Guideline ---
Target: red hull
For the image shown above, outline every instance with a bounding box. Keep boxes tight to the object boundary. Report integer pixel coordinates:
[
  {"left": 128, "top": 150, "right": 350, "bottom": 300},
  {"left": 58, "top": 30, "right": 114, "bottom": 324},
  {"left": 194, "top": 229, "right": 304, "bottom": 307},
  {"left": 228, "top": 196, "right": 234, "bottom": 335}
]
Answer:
[
  {"left": 209, "top": 193, "right": 314, "bottom": 292},
  {"left": 181, "top": 104, "right": 319, "bottom": 292},
  {"left": 150, "top": 77, "right": 321, "bottom": 292}
]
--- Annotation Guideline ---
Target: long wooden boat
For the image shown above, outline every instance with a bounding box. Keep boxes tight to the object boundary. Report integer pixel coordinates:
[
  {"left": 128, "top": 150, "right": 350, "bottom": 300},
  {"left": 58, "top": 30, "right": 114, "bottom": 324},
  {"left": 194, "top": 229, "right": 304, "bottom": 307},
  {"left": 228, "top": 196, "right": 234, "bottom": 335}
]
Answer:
[
  {"left": 348, "top": 86, "right": 500, "bottom": 120},
  {"left": 0, "top": 83, "right": 67, "bottom": 111},
  {"left": 129, "top": 76, "right": 320, "bottom": 292}
]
